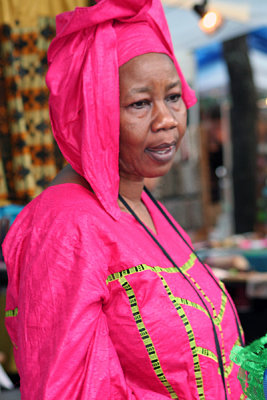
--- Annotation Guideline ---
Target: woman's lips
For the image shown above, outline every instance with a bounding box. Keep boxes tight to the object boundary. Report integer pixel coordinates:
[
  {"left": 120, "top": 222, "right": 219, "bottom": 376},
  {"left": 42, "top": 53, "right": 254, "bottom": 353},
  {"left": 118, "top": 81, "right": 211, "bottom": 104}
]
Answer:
[{"left": 145, "top": 142, "right": 177, "bottom": 163}]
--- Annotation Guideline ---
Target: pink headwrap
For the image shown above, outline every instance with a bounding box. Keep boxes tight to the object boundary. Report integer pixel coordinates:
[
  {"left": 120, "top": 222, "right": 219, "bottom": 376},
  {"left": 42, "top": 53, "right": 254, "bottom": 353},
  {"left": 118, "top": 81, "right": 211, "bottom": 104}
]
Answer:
[{"left": 46, "top": 0, "right": 197, "bottom": 219}]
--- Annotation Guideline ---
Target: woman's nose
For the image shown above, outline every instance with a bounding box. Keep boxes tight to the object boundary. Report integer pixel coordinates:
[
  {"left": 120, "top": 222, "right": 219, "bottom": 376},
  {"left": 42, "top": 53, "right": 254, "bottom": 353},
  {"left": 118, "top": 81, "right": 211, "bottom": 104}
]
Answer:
[{"left": 151, "top": 101, "right": 178, "bottom": 132}]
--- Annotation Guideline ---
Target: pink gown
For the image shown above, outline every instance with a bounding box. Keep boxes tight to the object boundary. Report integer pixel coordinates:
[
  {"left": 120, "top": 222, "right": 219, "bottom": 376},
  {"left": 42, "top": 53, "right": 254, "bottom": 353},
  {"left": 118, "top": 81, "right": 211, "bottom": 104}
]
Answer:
[
  {"left": 4, "top": 183, "right": 244, "bottom": 399},
  {"left": 3, "top": 1, "right": 244, "bottom": 398}
]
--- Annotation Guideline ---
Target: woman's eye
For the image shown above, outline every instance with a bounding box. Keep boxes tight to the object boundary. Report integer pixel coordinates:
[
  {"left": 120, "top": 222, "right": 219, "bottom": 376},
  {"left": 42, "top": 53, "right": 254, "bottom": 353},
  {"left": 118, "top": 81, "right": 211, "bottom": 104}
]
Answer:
[
  {"left": 167, "top": 94, "right": 181, "bottom": 103},
  {"left": 130, "top": 100, "right": 149, "bottom": 109}
]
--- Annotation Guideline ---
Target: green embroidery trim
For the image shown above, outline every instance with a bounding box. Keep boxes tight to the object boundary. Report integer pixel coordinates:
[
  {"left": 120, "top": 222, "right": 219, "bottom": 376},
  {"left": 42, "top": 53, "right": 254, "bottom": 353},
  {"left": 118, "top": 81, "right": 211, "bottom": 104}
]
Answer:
[
  {"left": 120, "top": 277, "right": 178, "bottom": 399},
  {"left": 106, "top": 253, "right": 197, "bottom": 284},
  {"left": 5, "top": 308, "right": 18, "bottom": 318},
  {"left": 158, "top": 274, "right": 205, "bottom": 400}
]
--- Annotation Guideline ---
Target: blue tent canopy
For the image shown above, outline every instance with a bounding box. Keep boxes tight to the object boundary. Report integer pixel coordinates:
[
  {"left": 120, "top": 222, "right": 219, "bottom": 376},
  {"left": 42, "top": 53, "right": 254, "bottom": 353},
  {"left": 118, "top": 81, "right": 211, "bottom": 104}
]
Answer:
[
  {"left": 248, "top": 27, "right": 267, "bottom": 55},
  {"left": 195, "top": 26, "right": 267, "bottom": 69}
]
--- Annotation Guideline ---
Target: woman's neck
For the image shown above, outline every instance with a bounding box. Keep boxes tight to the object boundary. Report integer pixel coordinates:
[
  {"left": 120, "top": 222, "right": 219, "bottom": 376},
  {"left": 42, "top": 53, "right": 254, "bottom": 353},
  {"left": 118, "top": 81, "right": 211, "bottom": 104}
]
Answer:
[
  {"left": 118, "top": 176, "right": 144, "bottom": 207},
  {"left": 118, "top": 176, "right": 157, "bottom": 234}
]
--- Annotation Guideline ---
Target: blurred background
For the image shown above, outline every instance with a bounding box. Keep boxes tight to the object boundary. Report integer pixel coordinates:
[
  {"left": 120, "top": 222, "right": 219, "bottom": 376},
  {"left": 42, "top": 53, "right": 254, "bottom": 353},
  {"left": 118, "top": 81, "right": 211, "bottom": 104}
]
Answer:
[{"left": 0, "top": 0, "right": 267, "bottom": 394}]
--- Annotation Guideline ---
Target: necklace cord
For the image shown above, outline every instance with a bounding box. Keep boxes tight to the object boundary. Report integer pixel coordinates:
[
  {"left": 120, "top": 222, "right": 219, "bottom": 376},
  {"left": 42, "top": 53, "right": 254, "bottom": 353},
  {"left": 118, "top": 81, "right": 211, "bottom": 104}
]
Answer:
[
  {"left": 118, "top": 192, "right": 228, "bottom": 400},
  {"left": 143, "top": 186, "right": 244, "bottom": 348}
]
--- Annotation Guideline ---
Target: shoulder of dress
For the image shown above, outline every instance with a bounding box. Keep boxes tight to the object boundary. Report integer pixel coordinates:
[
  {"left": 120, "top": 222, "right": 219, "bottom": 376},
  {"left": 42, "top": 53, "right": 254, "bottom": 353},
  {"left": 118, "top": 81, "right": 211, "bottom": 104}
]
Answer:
[
  {"left": 4, "top": 184, "right": 113, "bottom": 249},
  {"left": 27, "top": 184, "right": 106, "bottom": 222},
  {"left": 3, "top": 184, "right": 113, "bottom": 270}
]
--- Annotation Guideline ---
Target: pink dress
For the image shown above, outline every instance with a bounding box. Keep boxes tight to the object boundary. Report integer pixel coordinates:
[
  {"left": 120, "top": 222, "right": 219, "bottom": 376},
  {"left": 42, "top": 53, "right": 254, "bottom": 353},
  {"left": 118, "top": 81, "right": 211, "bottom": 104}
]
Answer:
[
  {"left": 4, "top": 183, "right": 244, "bottom": 399},
  {"left": 4, "top": 1, "right": 243, "bottom": 398}
]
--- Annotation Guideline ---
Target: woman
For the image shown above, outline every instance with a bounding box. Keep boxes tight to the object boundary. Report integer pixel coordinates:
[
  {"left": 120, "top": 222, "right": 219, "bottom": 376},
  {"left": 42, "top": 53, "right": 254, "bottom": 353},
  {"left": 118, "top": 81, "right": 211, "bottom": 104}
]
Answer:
[{"left": 3, "top": 0, "right": 244, "bottom": 399}]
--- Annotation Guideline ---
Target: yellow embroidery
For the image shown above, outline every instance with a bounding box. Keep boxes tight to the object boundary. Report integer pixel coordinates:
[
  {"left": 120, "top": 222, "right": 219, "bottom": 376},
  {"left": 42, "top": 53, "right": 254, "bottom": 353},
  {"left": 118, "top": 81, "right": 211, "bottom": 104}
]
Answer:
[
  {"left": 5, "top": 307, "right": 18, "bottom": 317},
  {"left": 107, "top": 254, "right": 239, "bottom": 397},
  {"left": 216, "top": 281, "right": 227, "bottom": 325},
  {"left": 196, "top": 347, "right": 218, "bottom": 363},
  {"left": 158, "top": 274, "right": 205, "bottom": 400},
  {"left": 184, "top": 271, "right": 231, "bottom": 393},
  {"left": 119, "top": 276, "right": 178, "bottom": 399},
  {"left": 106, "top": 253, "right": 197, "bottom": 284}
]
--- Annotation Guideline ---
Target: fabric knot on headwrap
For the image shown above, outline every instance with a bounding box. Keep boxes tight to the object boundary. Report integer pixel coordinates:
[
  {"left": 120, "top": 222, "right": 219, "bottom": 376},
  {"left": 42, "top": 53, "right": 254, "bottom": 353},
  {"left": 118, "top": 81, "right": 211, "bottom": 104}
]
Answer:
[{"left": 46, "top": 0, "right": 197, "bottom": 219}]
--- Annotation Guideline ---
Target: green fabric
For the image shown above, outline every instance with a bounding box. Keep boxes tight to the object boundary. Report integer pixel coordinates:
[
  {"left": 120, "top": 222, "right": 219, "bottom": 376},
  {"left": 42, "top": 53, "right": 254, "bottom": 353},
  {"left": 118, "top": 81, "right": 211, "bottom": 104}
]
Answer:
[{"left": 230, "top": 334, "right": 267, "bottom": 400}]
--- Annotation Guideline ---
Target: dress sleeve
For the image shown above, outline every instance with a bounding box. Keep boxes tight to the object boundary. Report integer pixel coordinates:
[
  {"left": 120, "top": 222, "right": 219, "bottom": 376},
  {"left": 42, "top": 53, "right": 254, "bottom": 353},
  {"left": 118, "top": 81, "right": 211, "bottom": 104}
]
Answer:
[{"left": 6, "top": 213, "right": 137, "bottom": 400}]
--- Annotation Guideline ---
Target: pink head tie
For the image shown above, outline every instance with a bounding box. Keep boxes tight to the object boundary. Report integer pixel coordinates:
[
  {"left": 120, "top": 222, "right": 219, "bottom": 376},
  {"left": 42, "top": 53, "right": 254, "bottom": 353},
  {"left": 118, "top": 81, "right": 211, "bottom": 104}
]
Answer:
[
  {"left": 115, "top": 22, "right": 171, "bottom": 66},
  {"left": 46, "top": 0, "right": 197, "bottom": 219}
]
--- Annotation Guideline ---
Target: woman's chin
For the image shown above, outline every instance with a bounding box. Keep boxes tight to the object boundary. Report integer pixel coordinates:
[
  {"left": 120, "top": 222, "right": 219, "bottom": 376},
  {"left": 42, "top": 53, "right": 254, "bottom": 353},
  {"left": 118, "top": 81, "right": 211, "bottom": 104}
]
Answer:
[
  {"left": 142, "top": 164, "right": 175, "bottom": 179},
  {"left": 119, "top": 158, "right": 176, "bottom": 182},
  {"left": 146, "top": 157, "right": 176, "bottom": 177}
]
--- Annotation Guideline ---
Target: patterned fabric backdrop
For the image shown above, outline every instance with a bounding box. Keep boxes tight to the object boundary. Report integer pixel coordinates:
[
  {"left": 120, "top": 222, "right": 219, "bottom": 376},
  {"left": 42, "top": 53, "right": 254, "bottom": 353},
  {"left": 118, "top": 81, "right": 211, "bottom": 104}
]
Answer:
[{"left": 0, "top": 17, "right": 65, "bottom": 204}]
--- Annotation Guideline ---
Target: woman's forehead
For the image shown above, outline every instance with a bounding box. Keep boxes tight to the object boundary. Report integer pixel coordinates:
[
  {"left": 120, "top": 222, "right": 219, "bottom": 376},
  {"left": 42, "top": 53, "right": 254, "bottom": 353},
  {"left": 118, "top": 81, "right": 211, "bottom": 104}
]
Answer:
[
  {"left": 119, "top": 53, "right": 180, "bottom": 89},
  {"left": 120, "top": 52, "right": 174, "bottom": 71}
]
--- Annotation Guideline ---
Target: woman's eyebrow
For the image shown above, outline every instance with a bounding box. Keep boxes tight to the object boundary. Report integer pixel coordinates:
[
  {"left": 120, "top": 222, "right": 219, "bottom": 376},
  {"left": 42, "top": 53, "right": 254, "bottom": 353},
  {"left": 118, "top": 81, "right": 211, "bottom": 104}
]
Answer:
[
  {"left": 130, "top": 86, "right": 151, "bottom": 94},
  {"left": 128, "top": 80, "right": 181, "bottom": 95},
  {"left": 166, "top": 80, "right": 181, "bottom": 90}
]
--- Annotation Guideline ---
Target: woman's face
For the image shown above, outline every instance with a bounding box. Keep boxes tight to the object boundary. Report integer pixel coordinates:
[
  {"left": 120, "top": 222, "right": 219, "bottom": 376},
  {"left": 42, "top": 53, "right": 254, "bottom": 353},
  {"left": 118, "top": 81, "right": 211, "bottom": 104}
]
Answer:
[{"left": 119, "top": 52, "right": 187, "bottom": 182}]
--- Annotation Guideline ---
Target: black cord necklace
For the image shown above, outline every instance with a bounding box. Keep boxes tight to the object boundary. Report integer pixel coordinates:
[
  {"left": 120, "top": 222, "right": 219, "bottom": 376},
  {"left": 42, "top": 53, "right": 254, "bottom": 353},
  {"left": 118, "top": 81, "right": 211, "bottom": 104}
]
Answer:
[
  {"left": 119, "top": 187, "right": 244, "bottom": 400},
  {"left": 143, "top": 186, "right": 244, "bottom": 347}
]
